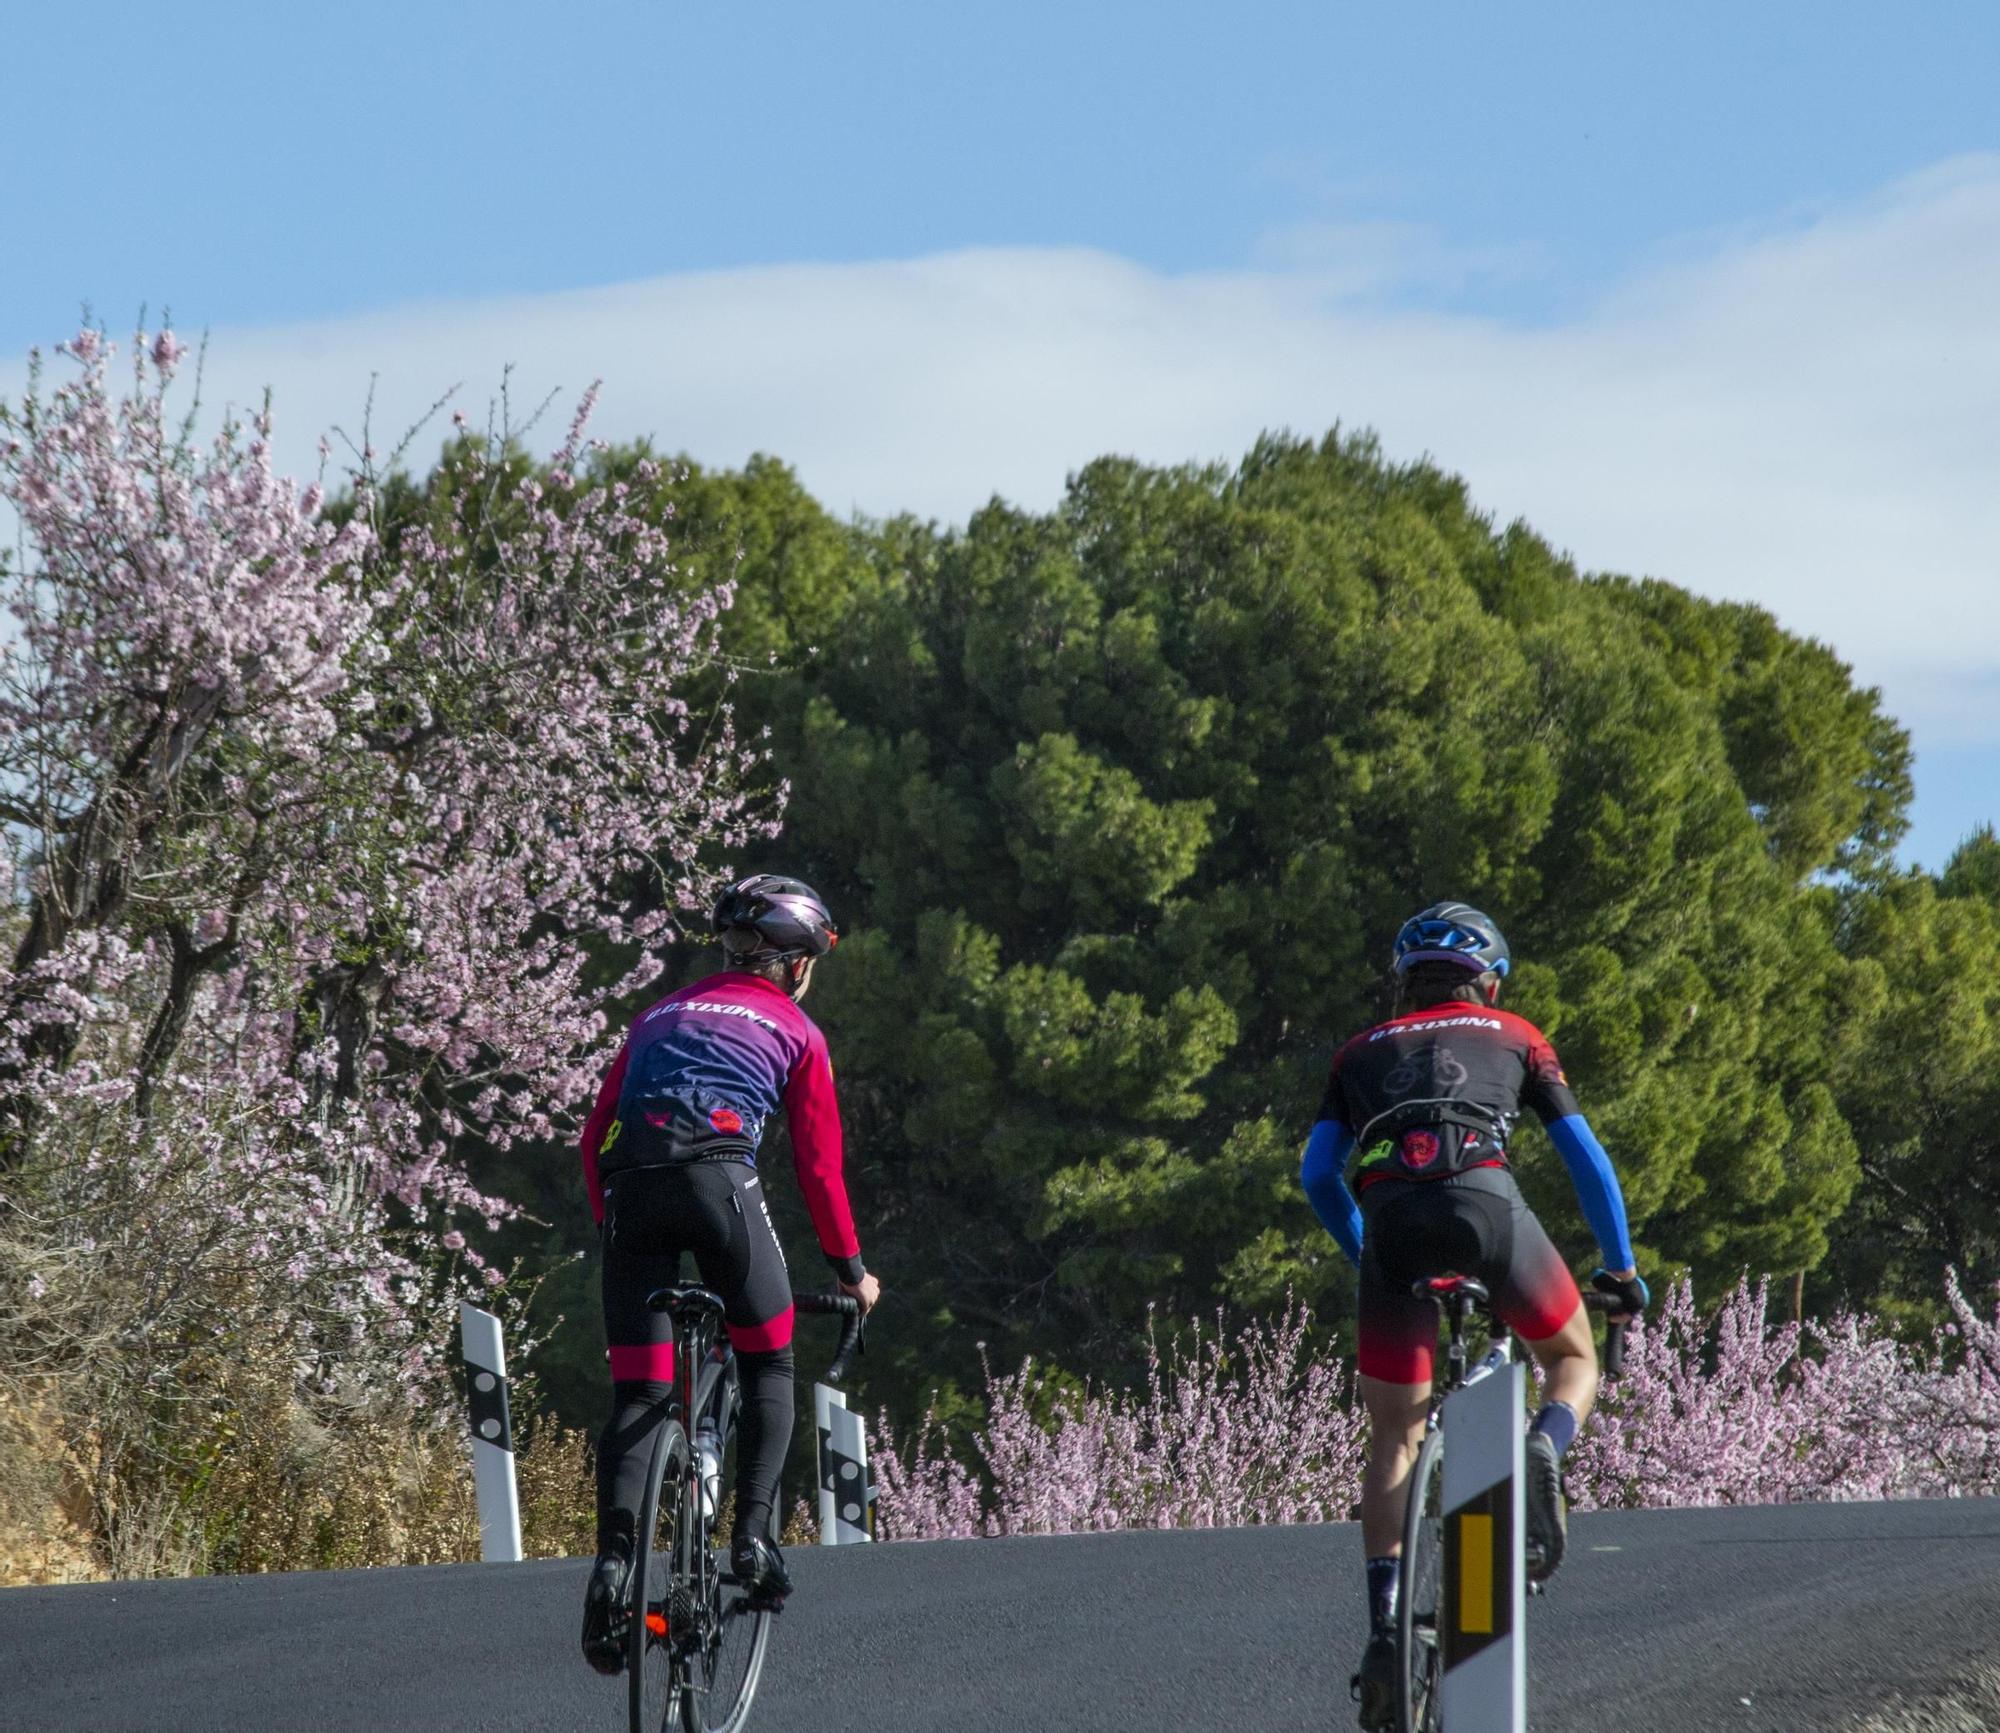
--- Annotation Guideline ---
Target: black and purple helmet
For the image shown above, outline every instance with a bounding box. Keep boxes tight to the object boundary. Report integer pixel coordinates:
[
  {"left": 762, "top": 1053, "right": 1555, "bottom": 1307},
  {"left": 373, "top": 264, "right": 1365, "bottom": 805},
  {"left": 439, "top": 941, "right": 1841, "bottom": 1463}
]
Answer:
[
  {"left": 712, "top": 874, "right": 839, "bottom": 962},
  {"left": 1391, "top": 902, "right": 1511, "bottom": 978}
]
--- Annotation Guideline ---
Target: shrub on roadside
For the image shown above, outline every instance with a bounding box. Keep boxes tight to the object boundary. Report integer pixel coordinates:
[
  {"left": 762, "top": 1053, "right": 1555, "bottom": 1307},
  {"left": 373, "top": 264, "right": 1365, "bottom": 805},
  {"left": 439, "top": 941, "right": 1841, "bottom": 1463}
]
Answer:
[
  {"left": 874, "top": 1303, "right": 1368, "bottom": 1539},
  {"left": 1568, "top": 1273, "right": 2000, "bottom": 1510},
  {"left": 0, "top": 1336, "right": 598, "bottom": 1581},
  {"left": 873, "top": 1276, "right": 2000, "bottom": 1540}
]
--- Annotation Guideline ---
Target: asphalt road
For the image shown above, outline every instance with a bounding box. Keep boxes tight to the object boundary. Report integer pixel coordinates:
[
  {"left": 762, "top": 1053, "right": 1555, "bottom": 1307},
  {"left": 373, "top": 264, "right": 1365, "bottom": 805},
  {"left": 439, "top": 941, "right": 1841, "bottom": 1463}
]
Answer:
[{"left": 5, "top": 1499, "right": 1999, "bottom": 1732}]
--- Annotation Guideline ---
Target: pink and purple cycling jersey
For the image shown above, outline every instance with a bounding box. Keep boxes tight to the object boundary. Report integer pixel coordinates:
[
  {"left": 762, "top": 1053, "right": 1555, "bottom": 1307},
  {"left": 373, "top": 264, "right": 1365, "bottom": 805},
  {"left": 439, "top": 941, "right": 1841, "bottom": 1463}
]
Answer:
[{"left": 579, "top": 971, "right": 861, "bottom": 1277}]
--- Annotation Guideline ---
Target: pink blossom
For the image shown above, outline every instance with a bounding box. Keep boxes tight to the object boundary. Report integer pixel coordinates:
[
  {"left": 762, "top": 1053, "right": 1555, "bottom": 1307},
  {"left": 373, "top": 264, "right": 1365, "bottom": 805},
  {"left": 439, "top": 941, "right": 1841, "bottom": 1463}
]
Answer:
[
  {"left": 874, "top": 1276, "right": 2000, "bottom": 1541},
  {"left": 1567, "top": 1274, "right": 2000, "bottom": 1510},
  {"left": 875, "top": 1303, "right": 1368, "bottom": 1540},
  {"left": 0, "top": 329, "right": 778, "bottom": 1435},
  {"left": 151, "top": 328, "right": 187, "bottom": 378}
]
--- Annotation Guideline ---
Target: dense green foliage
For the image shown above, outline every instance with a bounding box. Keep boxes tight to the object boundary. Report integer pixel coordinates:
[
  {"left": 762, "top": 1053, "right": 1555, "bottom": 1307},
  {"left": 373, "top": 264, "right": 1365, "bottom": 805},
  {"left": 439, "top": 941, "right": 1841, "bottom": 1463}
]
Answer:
[
  {"left": 1820, "top": 828, "right": 2000, "bottom": 1322},
  {"left": 465, "top": 431, "right": 1992, "bottom": 1434}
]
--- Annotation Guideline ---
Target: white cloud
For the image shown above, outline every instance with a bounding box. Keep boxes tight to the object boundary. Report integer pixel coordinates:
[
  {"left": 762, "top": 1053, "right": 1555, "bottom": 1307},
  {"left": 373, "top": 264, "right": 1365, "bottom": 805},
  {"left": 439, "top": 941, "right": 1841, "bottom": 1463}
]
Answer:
[{"left": 6, "top": 156, "right": 1999, "bottom": 757}]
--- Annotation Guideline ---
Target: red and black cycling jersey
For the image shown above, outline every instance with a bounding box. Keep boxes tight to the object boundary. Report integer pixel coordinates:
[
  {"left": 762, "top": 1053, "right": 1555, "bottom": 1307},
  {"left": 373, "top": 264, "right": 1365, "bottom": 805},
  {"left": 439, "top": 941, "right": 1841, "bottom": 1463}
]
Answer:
[{"left": 1319, "top": 1002, "right": 1581, "bottom": 1189}]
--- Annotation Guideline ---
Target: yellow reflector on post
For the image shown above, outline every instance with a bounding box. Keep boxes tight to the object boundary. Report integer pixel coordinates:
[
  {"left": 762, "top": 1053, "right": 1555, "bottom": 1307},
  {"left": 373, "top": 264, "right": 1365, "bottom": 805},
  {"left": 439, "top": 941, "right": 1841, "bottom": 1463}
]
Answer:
[{"left": 1459, "top": 1512, "right": 1494, "bottom": 1634}]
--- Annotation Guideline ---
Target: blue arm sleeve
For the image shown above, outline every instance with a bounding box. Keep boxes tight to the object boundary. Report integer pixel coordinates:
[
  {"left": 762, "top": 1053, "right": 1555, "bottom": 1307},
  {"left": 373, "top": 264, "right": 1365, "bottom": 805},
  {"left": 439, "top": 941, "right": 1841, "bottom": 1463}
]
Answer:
[
  {"left": 1547, "top": 1114, "right": 1635, "bottom": 1272},
  {"left": 1299, "top": 1120, "right": 1364, "bottom": 1268}
]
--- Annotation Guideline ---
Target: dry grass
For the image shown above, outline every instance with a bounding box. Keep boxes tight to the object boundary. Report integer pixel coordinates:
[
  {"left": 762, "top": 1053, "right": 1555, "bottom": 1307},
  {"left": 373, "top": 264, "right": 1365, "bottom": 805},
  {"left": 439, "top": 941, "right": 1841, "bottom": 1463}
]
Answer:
[
  {"left": 1, "top": 1109, "right": 600, "bottom": 1583},
  {"left": 515, "top": 1403, "right": 597, "bottom": 1561},
  {"left": 191, "top": 1349, "right": 484, "bottom": 1575},
  {"left": 0, "top": 1385, "right": 100, "bottom": 1584},
  {"left": 0, "top": 1349, "right": 598, "bottom": 1583}
]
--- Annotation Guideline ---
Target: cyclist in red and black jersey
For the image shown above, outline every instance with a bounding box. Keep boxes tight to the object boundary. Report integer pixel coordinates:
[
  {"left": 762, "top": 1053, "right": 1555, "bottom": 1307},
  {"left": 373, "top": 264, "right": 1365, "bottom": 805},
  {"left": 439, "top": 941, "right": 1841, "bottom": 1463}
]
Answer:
[
  {"left": 1299, "top": 903, "right": 1648, "bottom": 1730},
  {"left": 577, "top": 875, "right": 882, "bottom": 1675}
]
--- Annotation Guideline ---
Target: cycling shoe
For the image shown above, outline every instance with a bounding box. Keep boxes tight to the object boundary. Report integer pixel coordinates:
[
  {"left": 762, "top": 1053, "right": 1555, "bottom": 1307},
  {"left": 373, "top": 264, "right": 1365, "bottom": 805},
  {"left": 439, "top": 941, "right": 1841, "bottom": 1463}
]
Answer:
[
  {"left": 1350, "top": 1628, "right": 1397, "bottom": 1730},
  {"left": 1525, "top": 1430, "right": 1567, "bottom": 1583},
  {"left": 580, "top": 1551, "right": 630, "bottom": 1676},
  {"left": 729, "top": 1531, "right": 793, "bottom": 1610}
]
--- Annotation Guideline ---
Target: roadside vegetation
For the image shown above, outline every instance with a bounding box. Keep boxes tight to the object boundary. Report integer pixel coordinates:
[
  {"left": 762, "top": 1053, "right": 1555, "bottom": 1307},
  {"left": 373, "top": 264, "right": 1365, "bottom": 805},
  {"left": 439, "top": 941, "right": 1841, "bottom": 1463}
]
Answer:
[
  {"left": 871, "top": 1272, "right": 2000, "bottom": 1539},
  {"left": 4, "top": 328, "right": 1996, "bottom": 1579},
  {"left": 0, "top": 332, "right": 769, "bottom": 1578}
]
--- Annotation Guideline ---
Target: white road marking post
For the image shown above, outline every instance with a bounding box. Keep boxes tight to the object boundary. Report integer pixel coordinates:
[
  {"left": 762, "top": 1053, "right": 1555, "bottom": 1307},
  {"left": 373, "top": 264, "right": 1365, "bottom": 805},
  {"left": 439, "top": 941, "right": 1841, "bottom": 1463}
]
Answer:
[
  {"left": 459, "top": 1301, "right": 523, "bottom": 1564},
  {"left": 1440, "top": 1360, "right": 1526, "bottom": 1732},
  {"left": 814, "top": 1382, "right": 875, "bottom": 1545}
]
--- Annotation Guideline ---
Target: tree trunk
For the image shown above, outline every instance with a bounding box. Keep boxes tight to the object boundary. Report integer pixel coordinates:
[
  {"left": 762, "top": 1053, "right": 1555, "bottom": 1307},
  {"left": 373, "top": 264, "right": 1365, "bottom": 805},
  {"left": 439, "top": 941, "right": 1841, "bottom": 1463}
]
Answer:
[{"left": 132, "top": 921, "right": 237, "bottom": 1122}]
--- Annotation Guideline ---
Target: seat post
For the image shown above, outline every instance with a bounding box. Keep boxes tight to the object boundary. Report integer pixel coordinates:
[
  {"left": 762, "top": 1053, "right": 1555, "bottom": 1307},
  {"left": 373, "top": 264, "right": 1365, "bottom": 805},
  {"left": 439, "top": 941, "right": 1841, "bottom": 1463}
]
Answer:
[{"left": 1445, "top": 1295, "right": 1472, "bottom": 1384}]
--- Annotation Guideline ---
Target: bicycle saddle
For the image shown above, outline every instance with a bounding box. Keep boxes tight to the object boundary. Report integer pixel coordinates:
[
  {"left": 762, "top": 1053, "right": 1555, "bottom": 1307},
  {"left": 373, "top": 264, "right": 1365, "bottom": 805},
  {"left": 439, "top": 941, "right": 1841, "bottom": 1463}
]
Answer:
[
  {"left": 1412, "top": 1274, "right": 1491, "bottom": 1308},
  {"left": 645, "top": 1283, "right": 727, "bottom": 1318}
]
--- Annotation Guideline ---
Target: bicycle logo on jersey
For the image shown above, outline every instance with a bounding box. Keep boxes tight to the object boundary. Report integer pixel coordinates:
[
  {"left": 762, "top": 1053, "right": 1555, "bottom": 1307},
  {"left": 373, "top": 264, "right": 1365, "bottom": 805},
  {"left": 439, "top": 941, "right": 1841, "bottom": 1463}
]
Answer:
[{"left": 1384, "top": 1045, "right": 1470, "bottom": 1097}]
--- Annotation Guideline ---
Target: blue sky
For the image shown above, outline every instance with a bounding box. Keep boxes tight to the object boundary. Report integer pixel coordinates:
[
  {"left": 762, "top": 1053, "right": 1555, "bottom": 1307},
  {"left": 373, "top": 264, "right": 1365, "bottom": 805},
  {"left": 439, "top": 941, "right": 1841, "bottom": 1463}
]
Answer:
[
  {"left": 9, "top": 1, "right": 1998, "bottom": 337},
  {"left": 5, "top": 2, "right": 1998, "bottom": 864}
]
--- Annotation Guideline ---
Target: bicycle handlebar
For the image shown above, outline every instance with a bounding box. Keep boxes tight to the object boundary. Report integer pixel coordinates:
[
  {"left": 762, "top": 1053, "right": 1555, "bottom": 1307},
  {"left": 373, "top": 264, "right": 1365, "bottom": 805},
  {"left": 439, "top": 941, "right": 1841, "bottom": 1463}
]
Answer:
[
  {"left": 793, "top": 1290, "right": 866, "bottom": 1386},
  {"left": 1580, "top": 1290, "right": 1632, "bottom": 1377}
]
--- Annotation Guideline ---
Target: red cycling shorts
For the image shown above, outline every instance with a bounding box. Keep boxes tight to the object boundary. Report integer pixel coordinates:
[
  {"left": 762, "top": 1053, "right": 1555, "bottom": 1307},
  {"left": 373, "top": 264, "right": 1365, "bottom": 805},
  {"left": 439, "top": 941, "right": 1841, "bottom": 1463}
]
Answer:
[{"left": 1355, "top": 1166, "right": 1581, "bottom": 1385}]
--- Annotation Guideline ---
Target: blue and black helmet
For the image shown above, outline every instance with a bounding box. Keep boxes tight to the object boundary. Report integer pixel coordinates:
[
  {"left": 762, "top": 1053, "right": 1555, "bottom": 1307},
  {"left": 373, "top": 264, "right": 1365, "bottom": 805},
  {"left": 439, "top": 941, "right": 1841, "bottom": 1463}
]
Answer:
[{"left": 1391, "top": 902, "right": 1510, "bottom": 979}]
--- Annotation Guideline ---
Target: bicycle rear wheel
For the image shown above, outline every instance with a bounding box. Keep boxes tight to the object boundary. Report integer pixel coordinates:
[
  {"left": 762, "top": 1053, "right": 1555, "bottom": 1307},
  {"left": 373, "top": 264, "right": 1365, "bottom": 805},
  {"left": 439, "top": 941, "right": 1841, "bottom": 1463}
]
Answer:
[
  {"left": 679, "top": 1382, "right": 771, "bottom": 1731},
  {"left": 630, "top": 1417, "right": 693, "bottom": 1733},
  {"left": 1398, "top": 1426, "right": 1447, "bottom": 1733}
]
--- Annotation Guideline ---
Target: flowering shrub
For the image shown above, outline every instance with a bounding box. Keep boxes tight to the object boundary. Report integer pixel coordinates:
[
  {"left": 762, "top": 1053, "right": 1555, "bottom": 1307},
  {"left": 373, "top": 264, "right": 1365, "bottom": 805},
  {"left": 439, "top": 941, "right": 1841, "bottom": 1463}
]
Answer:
[
  {"left": 872, "top": 1277, "right": 2000, "bottom": 1541},
  {"left": 1568, "top": 1274, "right": 2000, "bottom": 1510},
  {"left": 0, "top": 328, "right": 771, "bottom": 1575},
  {"left": 875, "top": 1304, "right": 1369, "bottom": 1540}
]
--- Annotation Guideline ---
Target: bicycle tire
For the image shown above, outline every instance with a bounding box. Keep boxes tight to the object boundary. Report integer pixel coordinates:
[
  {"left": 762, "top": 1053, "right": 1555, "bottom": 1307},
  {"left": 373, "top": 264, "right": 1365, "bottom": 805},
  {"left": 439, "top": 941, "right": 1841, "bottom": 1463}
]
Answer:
[
  {"left": 630, "top": 1416, "right": 693, "bottom": 1733},
  {"left": 679, "top": 1367, "right": 771, "bottom": 1732},
  {"left": 1397, "top": 1426, "right": 1447, "bottom": 1733}
]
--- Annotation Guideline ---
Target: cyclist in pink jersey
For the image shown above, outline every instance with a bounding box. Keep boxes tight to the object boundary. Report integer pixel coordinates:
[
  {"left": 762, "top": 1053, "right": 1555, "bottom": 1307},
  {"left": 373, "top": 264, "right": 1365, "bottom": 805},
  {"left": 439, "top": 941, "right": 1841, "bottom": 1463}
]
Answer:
[{"left": 578, "top": 875, "right": 881, "bottom": 1675}]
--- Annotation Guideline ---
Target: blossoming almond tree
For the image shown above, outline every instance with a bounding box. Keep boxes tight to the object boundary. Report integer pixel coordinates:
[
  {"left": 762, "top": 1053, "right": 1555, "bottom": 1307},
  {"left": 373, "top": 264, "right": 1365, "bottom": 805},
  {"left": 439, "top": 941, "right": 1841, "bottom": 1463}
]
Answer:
[{"left": 0, "top": 330, "right": 772, "bottom": 1573}]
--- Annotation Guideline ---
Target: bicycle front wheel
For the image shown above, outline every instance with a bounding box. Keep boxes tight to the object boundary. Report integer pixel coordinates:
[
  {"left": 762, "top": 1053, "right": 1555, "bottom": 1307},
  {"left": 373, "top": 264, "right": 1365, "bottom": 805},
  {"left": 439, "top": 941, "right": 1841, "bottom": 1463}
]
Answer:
[
  {"left": 630, "top": 1417, "right": 693, "bottom": 1733},
  {"left": 1398, "top": 1426, "right": 1447, "bottom": 1733}
]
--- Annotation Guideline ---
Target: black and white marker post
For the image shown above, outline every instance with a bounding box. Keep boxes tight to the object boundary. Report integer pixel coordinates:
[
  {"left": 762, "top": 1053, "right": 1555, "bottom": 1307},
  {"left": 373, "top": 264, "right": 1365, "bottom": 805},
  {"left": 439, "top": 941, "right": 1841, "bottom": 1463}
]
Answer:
[
  {"left": 459, "top": 1299, "right": 523, "bottom": 1564},
  {"left": 813, "top": 1381, "right": 875, "bottom": 1545},
  {"left": 1439, "top": 1360, "right": 1526, "bottom": 1732}
]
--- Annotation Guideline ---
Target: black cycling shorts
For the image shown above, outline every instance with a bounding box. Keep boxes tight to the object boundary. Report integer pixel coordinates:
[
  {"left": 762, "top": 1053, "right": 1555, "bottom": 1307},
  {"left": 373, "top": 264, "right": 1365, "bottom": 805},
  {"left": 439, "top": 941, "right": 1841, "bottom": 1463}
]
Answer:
[
  {"left": 601, "top": 1160, "right": 795, "bottom": 1382},
  {"left": 1356, "top": 1166, "right": 1581, "bottom": 1384}
]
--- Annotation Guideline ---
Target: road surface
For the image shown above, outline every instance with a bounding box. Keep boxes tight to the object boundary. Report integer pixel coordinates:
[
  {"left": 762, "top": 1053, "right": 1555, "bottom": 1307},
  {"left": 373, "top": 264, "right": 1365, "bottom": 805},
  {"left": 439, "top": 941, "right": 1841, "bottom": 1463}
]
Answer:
[{"left": 5, "top": 1498, "right": 1998, "bottom": 1731}]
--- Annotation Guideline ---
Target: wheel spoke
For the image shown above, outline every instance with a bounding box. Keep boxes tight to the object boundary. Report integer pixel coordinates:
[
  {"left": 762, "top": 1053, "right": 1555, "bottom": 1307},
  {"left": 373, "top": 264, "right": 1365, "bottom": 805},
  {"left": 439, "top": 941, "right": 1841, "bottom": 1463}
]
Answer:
[{"left": 678, "top": 1515, "right": 770, "bottom": 1731}]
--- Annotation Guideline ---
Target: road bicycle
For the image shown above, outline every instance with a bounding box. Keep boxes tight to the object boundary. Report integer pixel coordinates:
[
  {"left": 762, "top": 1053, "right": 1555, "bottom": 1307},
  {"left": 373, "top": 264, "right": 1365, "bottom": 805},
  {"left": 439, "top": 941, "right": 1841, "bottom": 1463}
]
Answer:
[
  {"left": 627, "top": 1284, "right": 865, "bottom": 1733},
  {"left": 1394, "top": 1276, "right": 1628, "bottom": 1733}
]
